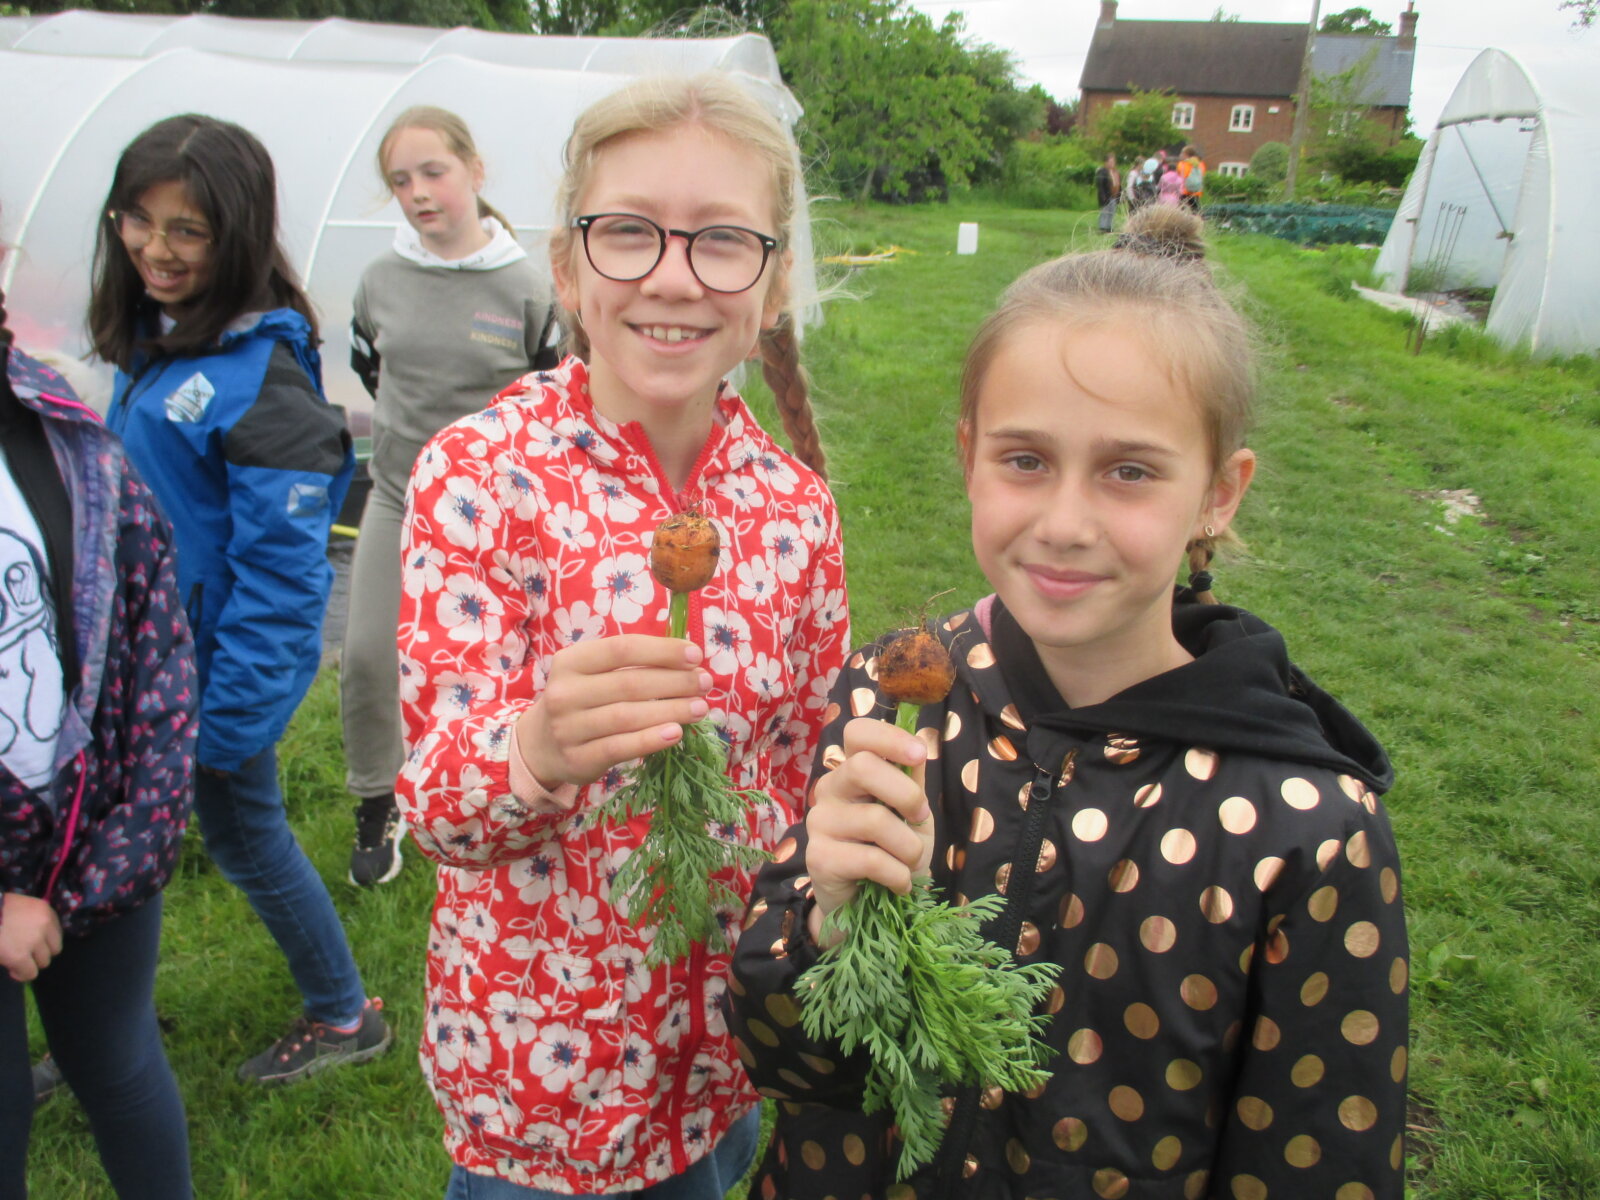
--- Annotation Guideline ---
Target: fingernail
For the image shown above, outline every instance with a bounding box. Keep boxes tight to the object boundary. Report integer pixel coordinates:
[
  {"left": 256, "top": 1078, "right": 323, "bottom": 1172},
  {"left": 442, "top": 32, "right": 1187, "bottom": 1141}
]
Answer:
[
  {"left": 698, "top": 670, "right": 714, "bottom": 692},
  {"left": 683, "top": 644, "right": 704, "bottom": 665},
  {"left": 913, "top": 807, "right": 932, "bottom": 825},
  {"left": 661, "top": 724, "right": 683, "bottom": 743},
  {"left": 689, "top": 699, "right": 709, "bottom": 719}
]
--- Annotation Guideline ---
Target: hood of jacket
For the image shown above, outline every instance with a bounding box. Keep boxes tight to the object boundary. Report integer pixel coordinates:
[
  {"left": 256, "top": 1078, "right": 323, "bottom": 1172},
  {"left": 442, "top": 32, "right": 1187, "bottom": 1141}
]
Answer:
[
  {"left": 979, "top": 593, "right": 1393, "bottom": 794},
  {"left": 392, "top": 216, "right": 528, "bottom": 271}
]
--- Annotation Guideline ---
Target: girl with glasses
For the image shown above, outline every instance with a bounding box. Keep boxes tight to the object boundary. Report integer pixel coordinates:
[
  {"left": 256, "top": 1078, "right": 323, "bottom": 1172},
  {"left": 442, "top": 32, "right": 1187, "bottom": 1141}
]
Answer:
[
  {"left": 395, "top": 74, "right": 849, "bottom": 1199},
  {"left": 342, "top": 107, "right": 559, "bottom": 889},
  {"left": 89, "top": 114, "right": 391, "bottom": 1088}
]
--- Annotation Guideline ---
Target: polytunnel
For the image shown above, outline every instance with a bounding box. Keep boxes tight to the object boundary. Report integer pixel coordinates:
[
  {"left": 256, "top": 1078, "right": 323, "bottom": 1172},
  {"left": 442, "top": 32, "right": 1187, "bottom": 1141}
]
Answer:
[
  {"left": 0, "top": 14, "right": 811, "bottom": 413},
  {"left": 1373, "top": 48, "right": 1600, "bottom": 357}
]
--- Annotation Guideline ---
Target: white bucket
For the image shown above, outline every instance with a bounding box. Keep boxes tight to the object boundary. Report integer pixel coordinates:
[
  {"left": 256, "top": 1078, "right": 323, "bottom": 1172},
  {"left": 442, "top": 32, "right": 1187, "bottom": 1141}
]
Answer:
[{"left": 956, "top": 223, "right": 979, "bottom": 255}]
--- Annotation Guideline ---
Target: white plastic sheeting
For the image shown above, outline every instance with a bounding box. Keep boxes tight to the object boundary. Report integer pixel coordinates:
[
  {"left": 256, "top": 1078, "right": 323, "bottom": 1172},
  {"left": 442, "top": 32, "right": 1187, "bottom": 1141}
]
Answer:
[
  {"left": 1374, "top": 49, "right": 1600, "bottom": 357},
  {"left": 0, "top": 16, "right": 809, "bottom": 410}
]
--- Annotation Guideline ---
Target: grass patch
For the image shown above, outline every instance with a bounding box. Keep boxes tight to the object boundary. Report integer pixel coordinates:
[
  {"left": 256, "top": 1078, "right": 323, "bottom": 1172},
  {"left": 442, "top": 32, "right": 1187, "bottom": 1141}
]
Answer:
[{"left": 27, "top": 200, "right": 1600, "bottom": 1197}]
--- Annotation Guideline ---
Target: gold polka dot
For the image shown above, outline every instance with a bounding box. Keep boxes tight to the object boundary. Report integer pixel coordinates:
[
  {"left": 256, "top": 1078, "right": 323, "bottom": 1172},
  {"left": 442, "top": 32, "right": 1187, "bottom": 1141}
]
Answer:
[
  {"left": 887, "top": 1185, "right": 916, "bottom": 1200},
  {"left": 1109, "top": 859, "right": 1141, "bottom": 893},
  {"left": 757, "top": 1086, "right": 788, "bottom": 1100},
  {"left": 1291, "top": 1055, "right": 1325, "bottom": 1087},
  {"left": 1230, "top": 1173, "right": 1267, "bottom": 1200},
  {"left": 1200, "top": 886, "right": 1234, "bottom": 923},
  {"left": 1339, "top": 1095, "right": 1378, "bottom": 1131},
  {"left": 1301, "top": 971, "right": 1330, "bottom": 1006},
  {"left": 1093, "top": 1167, "right": 1130, "bottom": 1198},
  {"left": 1218, "top": 796, "right": 1257, "bottom": 834},
  {"left": 1005, "top": 1139, "right": 1030, "bottom": 1174},
  {"left": 1085, "top": 943, "right": 1119, "bottom": 979},
  {"left": 1380, "top": 866, "right": 1399, "bottom": 903},
  {"left": 1337, "top": 1186, "right": 1376, "bottom": 1200},
  {"left": 1235, "top": 1096, "right": 1273, "bottom": 1131},
  {"left": 999, "top": 700, "right": 1024, "bottom": 729},
  {"left": 1104, "top": 734, "right": 1141, "bottom": 764},
  {"left": 961, "top": 759, "right": 979, "bottom": 793},
  {"left": 988, "top": 736, "right": 1019, "bottom": 762},
  {"left": 1181, "top": 974, "right": 1218, "bottom": 1010},
  {"left": 1047, "top": 984, "right": 1066, "bottom": 1015},
  {"left": 1068, "top": 1027, "right": 1105, "bottom": 1064},
  {"left": 1316, "top": 838, "right": 1343, "bottom": 870},
  {"left": 1265, "top": 928, "right": 1290, "bottom": 964},
  {"left": 1152, "top": 1134, "right": 1182, "bottom": 1170},
  {"left": 1166, "top": 1059, "right": 1202, "bottom": 1091},
  {"left": 1281, "top": 776, "right": 1320, "bottom": 810},
  {"left": 742, "top": 899, "right": 768, "bottom": 932},
  {"left": 801, "top": 1140, "right": 826, "bottom": 1169},
  {"left": 942, "top": 710, "right": 963, "bottom": 742},
  {"left": 849, "top": 687, "right": 876, "bottom": 716},
  {"left": 1185, "top": 747, "right": 1218, "bottom": 779},
  {"left": 1073, "top": 808, "right": 1109, "bottom": 842},
  {"left": 1017, "top": 921, "right": 1041, "bottom": 956},
  {"left": 1140, "top": 915, "right": 1177, "bottom": 953},
  {"left": 1346, "top": 830, "right": 1372, "bottom": 868},
  {"left": 969, "top": 807, "right": 995, "bottom": 843},
  {"left": 1338, "top": 773, "right": 1362, "bottom": 801},
  {"left": 732, "top": 1036, "right": 754, "bottom": 1067},
  {"left": 1134, "top": 782, "right": 1163, "bottom": 808},
  {"left": 765, "top": 993, "right": 801, "bottom": 1027},
  {"left": 1252, "top": 1015, "right": 1281, "bottom": 1051},
  {"left": 1037, "top": 839, "right": 1058, "bottom": 872},
  {"left": 747, "top": 1019, "right": 779, "bottom": 1047},
  {"left": 1053, "top": 1116, "right": 1088, "bottom": 1152},
  {"left": 1060, "top": 893, "right": 1084, "bottom": 928},
  {"left": 946, "top": 844, "right": 966, "bottom": 872},
  {"left": 773, "top": 837, "right": 798, "bottom": 864},
  {"left": 822, "top": 744, "right": 845, "bottom": 771},
  {"left": 1184, "top": 1171, "right": 1210, "bottom": 1200},
  {"left": 1390, "top": 1135, "right": 1403, "bottom": 1170},
  {"left": 1285, "top": 1134, "right": 1321, "bottom": 1168},
  {"left": 799, "top": 1053, "right": 836, "bottom": 1075},
  {"left": 1238, "top": 944, "right": 1255, "bottom": 973},
  {"left": 1390, "top": 957, "right": 1408, "bottom": 994},
  {"left": 917, "top": 726, "right": 941, "bottom": 761},
  {"left": 1108, "top": 1085, "right": 1144, "bottom": 1121},
  {"left": 980, "top": 1085, "right": 1004, "bottom": 1110},
  {"left": 960, "top": 641, "right": 996, "bottom": 672},
  {"left": 1390, "top": 1045, "right": 1408, "bottom": 1083},
  {"left": 1307, "top": 886, "right": 1338, "bottom": 922},
  {"left": 962, "top": 1154, "right": 979, "bottom": 1179},
  {"left": 1253, "top": 856, "right": 1286, "bottom": 892},
  {"left": 1161, "top": 828, "right": 1197, "bottom": 865},
  {"left": 995, "top": 863, "right": 1012, "bottom": 895},
  {"left": 1342, "top": 1009, "right": 1380, "bottom": 1045},
  {"left": 1345, "top": 921, "right": 1380, "bottom": 958},
  {"left": 1124, "top": 1003, "right": 1160, "bottom": 1039},
  {"left": 822, "top": 696, "right": 842, "bottom": 724}
]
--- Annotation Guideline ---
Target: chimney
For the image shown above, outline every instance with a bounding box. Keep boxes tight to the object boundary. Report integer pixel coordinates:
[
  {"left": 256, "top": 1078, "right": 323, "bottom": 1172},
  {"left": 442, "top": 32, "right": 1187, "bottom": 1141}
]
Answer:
[
  {"left": 1099, "top": 0, "right": 1117, "bottom": 29},
  {"left": 1399, "top": 3, "right": 1417, "bottom": 50}
]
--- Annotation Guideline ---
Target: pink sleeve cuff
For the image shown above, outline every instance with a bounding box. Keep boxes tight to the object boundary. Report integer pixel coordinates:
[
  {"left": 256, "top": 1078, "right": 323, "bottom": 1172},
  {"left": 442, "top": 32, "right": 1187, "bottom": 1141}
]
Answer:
[{"left": 507, "top": 725, "right": 580, "bottom": 816}]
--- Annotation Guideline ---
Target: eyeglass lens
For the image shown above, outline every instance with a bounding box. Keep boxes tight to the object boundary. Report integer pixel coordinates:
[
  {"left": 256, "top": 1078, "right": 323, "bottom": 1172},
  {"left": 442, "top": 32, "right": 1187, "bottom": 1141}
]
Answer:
[
  {"left": 111, "top": 211, "right": 211, "bottom": 259},
  {"left": 582, "top": 214, "right": 771, "bottom": 294}
]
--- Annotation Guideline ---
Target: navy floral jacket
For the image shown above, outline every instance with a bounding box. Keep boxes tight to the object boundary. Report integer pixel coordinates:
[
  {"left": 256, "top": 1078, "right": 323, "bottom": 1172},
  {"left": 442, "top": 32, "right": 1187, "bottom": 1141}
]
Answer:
[{"left": 0, "top": 346, "right": 197, "bottom": 937}]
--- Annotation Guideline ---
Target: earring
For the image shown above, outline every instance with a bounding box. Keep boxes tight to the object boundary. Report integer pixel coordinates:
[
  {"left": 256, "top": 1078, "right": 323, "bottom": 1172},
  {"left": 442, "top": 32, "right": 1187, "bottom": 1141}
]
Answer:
[{"left": 1203, "top": 524, "right": 1216, "bottom": 538}]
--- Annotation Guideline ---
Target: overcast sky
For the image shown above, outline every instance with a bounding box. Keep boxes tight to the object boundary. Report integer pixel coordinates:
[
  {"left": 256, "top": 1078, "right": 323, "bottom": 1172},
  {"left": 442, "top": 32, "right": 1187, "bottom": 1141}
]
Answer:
[{"left": 905, "top": 0, "right": 1595, "bottom": 133}]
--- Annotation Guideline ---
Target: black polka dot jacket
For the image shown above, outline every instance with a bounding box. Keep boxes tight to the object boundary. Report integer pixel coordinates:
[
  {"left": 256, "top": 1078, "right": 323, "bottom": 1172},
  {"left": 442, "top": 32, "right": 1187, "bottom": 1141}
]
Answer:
[{"left": 727, "top": 594, "right": 1407, "bottom": 1200}]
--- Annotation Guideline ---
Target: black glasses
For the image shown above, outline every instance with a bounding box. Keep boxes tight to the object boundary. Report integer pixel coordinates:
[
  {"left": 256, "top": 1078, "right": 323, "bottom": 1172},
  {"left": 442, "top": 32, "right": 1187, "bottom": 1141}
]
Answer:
[
  {"left": 573, "top": 213, "right": 778, "bottom": 295},
  {"left": 107, "top": 209, "right": 213, "bottom": 261}
]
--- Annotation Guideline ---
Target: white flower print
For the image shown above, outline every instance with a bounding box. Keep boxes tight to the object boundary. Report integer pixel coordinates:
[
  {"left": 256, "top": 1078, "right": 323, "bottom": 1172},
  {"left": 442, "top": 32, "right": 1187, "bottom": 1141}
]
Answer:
[
  {"left": 508, "top": 850, "right": 563, "bottom": 904},
  {"left": 745, "top": 446, "right": 800, "bottom": 495},
  {"left": 708, "top": 708, "right": 753, "bottom": 762},
  {"left": 543, "top": 952, "right": 597, "bottom": 995},
  {"left": 522, "top": 417, "right": 570, "bottom": 459},
  {"left": 766, "top": 714, "right": 813, "bottom": 776},
  {"left": 580, "top": 467, "right": 647, "bottom": 525},
  {"left": 428, "top": 813, "right": 482, "bottom": 858},
  {"left": 552, "top": 601, "right": 606, "bottom": 649},
  {"left": 429, "top": 1004, "right": 470, "bottom": 1072},
  {"left": 458, "top": 899, "right": 499, "bottom": 943},
  {"left": 555, "top": 891, "right": 604, "bottom": 939},
  {"left": 809, "top": 585, "right": 848, "bottom": 631},
  {"left": 479, "top": 634, "right": 527, "bottom": 677},
  {"left": 465, "top": 1090, "right": 511, "bottom": 1138},
  {"left": 435, "top": 573, "right": 505, "bottom": 644},
  {"left": 468, "top": 403, "right": 522, "bottom": 443},
  {"left": 700, "top": 606, "right": 753, "bottom": 675},
  {"left": 458, "top": 1009, "right": 493, "bottom": 1072},
  {"left": 795, "top": 500, "right": 830, "bottom": 545},
  {"left": 397, "top": 650, "right": 423, "bottom": 705},
  {"left": 570, "top": 1067, "right": 622, "bottom": 1111},
  {"left": 734, "top": 555, "right": 778, "bottom": 605},
  {"left": 654, "top": 999, "right": 690, "bottom": 1048},
  {"left": 455, "top": 762, "right": 493, "bottom": 816},
  {"left": 433, "top": 475, "right": 503, "bottom": 552},
  {"left": 469, "top": 721, "right": 513, "bottom": 760},
  {"left": 411, "top": 442, "right": 449, "bottom": 492},
  {"left": 619, "top": 1031, "right": 657, "bottom": 1090},
  {"left": 490, "top": 550, "right": 551, "bottom": 619},
  {"left": 555, "top": 416, "right": 615, "bottom": 464},
  {"left": 492, "top": 452, "right": 546, "bottom": 521},
  {"left": 714, "top": 471, "right": 765, "bottom": 512},
  {"left": 528, "top": 1022, "right": 592, "bottom": 1090},
  {"left": 430, "top": 671, "right": 498, "bottom": 721},
  {"left": 544, "top": 502, "right": 597, "bottom": 550},
  {"left": 744, "top": 653, "right": 787, "bottom": 705},
  {"left": 402, "top": 543, "right": 447, "bottom": 599},
  {"left": 590, "top": 553, "right": 653, "bottom": 625},
  {"left": 487, "top": 990, "right": 545, "bottom": 1050},
  {"left": 761, "top": 518, "right": 808, "bottom": 584}
]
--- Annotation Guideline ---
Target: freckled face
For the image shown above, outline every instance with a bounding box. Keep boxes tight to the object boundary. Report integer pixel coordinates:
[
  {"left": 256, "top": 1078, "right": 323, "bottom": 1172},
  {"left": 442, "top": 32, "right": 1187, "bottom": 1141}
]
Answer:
[{"left": 965, "top": 321, "right": 1251, "bottom": 694}]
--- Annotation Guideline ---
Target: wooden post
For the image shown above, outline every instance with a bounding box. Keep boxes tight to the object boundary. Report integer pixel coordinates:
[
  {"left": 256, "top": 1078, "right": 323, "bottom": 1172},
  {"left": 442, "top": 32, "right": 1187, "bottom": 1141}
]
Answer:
[{"left": 1284, "top": 0, "right": 1322, "bottom": 200}]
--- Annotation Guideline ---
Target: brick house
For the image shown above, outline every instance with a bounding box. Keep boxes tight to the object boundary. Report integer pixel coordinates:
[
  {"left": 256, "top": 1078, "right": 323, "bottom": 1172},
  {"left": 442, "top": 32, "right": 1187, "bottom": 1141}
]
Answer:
[{"left": 1079, "top": 1, "right": 1417, "bottom": 177}]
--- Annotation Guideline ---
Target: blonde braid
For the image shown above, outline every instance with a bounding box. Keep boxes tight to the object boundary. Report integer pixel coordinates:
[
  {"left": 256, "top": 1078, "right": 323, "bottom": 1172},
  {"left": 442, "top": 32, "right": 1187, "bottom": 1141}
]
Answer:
[
  {"left": 1185, "top": 536, "right": 1218, "bottom": 604},
  {"left": 759, "top": 316, "right": 826, "bottom": 480}
]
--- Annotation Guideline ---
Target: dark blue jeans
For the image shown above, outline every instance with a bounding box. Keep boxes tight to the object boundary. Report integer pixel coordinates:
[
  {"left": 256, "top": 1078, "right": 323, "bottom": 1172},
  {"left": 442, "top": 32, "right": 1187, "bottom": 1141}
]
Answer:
[
  {"left": 195, "top": 746, "right": 365, "bottom": 1025},
  {"left": 443, "top": 1108, "right": 761, "bottom": 1200},
  {"left": 0, "top": 895, "right": 191, "bottom": 1199}
]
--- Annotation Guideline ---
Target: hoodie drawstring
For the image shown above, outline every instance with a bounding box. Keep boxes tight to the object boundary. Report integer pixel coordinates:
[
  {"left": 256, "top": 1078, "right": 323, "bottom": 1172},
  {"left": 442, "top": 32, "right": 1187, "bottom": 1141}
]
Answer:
[{"left": 43, "top": 751, "right": 88, "bottom": 901}]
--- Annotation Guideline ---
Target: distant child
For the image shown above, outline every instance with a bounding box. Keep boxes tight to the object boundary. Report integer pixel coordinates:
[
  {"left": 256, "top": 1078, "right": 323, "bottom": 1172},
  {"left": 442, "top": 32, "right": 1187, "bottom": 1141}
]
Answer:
[
  {"left": 91, "top": 114, "right": 391, "bottom": 1085},
  {"left": 394, "top": 74, "right": 850, "bottom": 1197},
  {"left": 343, "top": 106, "right": 559, "bottom": 887},
  {"left": 0, "top": 286, "right": 195, "bottom": 1196},
  {"left": 1158, "top": 161, "right": 1184, "bottom": 207},
  {"left": 1095, "top": 153, "right": 1120, "bottom": 233},
  {"left": 729, "top": 225, "right": 1409, "bottom": 1198},
  {"left": 1179, "top": 144, "right": 1207, "bottom": 213}
]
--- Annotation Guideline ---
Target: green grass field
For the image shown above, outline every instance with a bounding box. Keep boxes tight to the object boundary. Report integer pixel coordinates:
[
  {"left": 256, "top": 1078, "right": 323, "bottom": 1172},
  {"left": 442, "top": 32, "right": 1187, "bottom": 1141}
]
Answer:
[{"left": 26, "top": 200, "right": 1600, "bottom": 1197}]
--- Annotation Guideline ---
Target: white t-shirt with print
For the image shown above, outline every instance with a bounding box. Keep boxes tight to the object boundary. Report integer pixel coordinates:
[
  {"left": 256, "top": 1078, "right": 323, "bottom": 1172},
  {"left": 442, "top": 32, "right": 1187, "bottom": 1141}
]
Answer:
[{"left": 0, "top": 455, "right": 65, "bottom": 789}]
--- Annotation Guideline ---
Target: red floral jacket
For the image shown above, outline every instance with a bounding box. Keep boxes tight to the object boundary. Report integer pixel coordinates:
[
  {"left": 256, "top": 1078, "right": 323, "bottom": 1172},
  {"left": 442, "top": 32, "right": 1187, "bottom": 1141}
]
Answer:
[{"left": 396, "top": 357, "right": 849, "bottom": 1190}]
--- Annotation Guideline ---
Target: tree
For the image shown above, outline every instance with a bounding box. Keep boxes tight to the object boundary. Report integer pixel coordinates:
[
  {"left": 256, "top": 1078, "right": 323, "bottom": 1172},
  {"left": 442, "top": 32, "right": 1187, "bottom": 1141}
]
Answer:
[
  {"left": 18, "top": 0, "right": 533, "bottom": 30},
  {"left": 1319, "top": 7, "right": 1393, "bottom": 35},
  {"left": 1248, "top": 141, "right": 1289, "bottom": 183},
  {"left": 1210, "top": 7, "right": 1240, "bottom": 20},
  {"left": 1086, "top": 88, "right": 1181, "bottom": 164},
  {"left": 1560, "top": 0, "right": 1597, "bottom": 26}
]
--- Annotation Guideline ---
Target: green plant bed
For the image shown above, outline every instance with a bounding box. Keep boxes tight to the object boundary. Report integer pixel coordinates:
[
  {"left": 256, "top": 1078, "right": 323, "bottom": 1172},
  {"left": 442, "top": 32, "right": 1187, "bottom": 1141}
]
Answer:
[{"left": 1205, "top": 202, "right": 1396, "bottom": 245}]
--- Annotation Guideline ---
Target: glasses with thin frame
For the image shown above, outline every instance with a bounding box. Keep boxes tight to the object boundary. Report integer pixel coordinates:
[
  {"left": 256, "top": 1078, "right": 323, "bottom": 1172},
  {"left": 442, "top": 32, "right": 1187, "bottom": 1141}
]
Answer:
[
  {"left": 573, "top": 213, "right": 778, "bottom": 295},
  {"left": 107, "top": 209, "right": 214, "bottom": 261}
]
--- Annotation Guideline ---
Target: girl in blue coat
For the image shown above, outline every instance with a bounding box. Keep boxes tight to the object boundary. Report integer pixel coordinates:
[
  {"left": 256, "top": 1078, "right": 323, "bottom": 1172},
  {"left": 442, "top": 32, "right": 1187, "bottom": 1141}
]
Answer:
[
  {"left": 92, "top": 114, "right": 390, "bottom": 1085},
  {"left": 0, "top": 290, "right": 195, "bottom": 1196}
]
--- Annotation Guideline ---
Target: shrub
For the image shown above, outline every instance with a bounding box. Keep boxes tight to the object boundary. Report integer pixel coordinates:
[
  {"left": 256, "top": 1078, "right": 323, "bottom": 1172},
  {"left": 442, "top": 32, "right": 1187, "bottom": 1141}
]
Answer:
[
  {"left": 990, "top": 137, "right": 1098, "bottom": 208},
  {"left": 1249, "top": 141, "right": 1289, "bottom": 182},
  {"left": 1205, "top": 173, "right": 1276, "bottom": 203}
]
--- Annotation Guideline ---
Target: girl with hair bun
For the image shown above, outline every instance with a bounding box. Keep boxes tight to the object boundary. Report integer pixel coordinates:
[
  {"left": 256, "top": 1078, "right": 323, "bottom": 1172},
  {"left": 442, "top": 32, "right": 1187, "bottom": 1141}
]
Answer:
[
  {"left": 729, "top": 224, "right": 1409, "bottom": 1199},
  {"left": 395, "top": 74, "right": 849, "bottom": 1198},
  {"left": 343, "top": 106, "right": 559, "bottom": 887}
]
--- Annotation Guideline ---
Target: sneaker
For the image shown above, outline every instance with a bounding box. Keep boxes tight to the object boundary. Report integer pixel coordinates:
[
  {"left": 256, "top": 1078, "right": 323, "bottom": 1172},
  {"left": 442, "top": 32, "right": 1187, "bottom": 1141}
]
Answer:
[
  {"left": 236, "top": 998, "right": 392, "bottom": 1086},
  {"left": 349, "top": 793, "right": 404, "bottom": 887},
  {"left": 32, "top": 1054, "right": 66, "bottom": 1106}
]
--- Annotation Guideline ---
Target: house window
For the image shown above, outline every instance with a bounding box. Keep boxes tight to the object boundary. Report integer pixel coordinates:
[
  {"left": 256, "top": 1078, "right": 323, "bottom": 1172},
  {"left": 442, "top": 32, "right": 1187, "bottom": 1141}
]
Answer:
[
  {"left": 1218, "top": 162, "right": 1248, "bottom": 178},
  {"left": 1172, "top": 102, "right": 1195, "bottom": 130},
  {"left": 1329, "top": 110, "right": 1361, "bottom": 136},
  {"left": 1113, "top": 99, "right": 1132, "bottom": 107},
  {"left": 1229, "top": 105, "right": 1254, "bottom": 133}
]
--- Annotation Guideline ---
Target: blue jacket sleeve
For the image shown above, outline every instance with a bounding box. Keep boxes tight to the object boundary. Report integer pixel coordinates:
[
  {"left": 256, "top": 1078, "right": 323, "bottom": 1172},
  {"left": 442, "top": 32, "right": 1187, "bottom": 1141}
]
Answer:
[{"left": 199, "top": 346, "right": 352, "bottom": 771}]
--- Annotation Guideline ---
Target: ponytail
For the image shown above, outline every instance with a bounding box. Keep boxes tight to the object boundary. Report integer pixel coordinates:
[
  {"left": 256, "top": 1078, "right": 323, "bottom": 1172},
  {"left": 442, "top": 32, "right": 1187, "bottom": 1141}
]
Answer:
[
  {"left": 759, "top": 316, "right": 826, "bottom": 480},
  {"left": 1185, "top": 536, "right": 1218, "bottom": 605},
  {"left": 476, "top": 196, "right": 515, "bottom": 236}
]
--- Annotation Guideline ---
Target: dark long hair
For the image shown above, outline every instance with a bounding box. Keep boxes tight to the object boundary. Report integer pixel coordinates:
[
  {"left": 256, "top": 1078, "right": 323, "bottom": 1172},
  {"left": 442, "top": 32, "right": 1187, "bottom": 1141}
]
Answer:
[{"left": 88, "top": 114, "right": 317, "bottom": 371}]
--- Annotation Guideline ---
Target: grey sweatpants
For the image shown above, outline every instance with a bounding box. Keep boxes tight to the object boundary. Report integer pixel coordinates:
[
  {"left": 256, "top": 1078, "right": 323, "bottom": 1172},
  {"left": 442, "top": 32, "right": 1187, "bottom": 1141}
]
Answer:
[{"left": 340, "top": 465, "right": 408, "bottom": 799}]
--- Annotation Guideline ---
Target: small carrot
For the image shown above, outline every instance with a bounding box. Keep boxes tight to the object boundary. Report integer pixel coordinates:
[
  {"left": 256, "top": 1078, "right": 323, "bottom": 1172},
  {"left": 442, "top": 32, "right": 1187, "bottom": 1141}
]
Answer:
[{"left": 650, "top": 509, "right": 721, "bottom": 596}]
